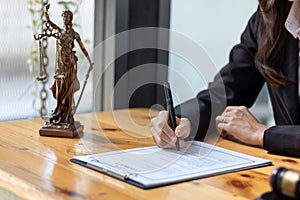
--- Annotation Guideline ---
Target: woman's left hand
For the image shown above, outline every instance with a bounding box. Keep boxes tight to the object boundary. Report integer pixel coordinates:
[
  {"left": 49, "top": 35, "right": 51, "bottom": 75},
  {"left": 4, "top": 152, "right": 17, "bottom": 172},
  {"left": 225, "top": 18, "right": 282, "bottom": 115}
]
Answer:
[{"left": 215, "top": 106, "right": 269, "bottom": 146}]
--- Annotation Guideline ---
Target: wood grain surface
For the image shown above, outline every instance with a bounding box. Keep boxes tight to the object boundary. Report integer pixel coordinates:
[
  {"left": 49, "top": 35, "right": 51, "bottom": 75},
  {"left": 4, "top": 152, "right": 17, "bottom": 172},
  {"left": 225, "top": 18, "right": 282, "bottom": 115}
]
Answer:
[{"left": 0, "top": 108, "right": 299, "bottom": 200}]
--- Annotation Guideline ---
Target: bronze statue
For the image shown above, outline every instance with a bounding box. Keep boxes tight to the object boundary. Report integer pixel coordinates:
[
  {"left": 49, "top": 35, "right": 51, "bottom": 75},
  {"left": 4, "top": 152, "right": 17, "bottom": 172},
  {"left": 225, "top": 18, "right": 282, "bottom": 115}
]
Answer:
[{"left": 34, "top": 4, "right": 93, "bottom": 137}]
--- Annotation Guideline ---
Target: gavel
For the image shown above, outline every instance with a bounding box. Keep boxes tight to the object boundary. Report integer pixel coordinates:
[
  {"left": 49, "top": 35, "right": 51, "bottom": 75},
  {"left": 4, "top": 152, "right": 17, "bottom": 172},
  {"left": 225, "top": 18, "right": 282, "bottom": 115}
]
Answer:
[{"left": 270, "top": 167, "right": 300, "bottom": 199}]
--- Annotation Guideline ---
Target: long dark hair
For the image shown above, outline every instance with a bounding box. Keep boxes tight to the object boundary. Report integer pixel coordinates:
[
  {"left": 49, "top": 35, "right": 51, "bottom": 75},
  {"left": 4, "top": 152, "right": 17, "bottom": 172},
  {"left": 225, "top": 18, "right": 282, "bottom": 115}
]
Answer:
[{"left": 256, "top": 0, "right": 294, "bottom": 87}]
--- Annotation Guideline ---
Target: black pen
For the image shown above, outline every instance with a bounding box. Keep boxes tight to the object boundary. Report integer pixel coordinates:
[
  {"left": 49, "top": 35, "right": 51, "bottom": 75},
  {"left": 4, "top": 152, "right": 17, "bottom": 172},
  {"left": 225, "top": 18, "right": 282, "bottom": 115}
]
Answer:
[{"left": 163, "top": 82, "right": 180, "bottom": 151}]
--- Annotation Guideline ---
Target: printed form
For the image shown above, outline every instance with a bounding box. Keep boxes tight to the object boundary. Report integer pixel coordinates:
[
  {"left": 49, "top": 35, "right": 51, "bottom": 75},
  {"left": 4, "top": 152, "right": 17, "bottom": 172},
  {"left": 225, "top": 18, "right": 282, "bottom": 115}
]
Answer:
[{"left": 71, "top": 141, "right": 271, "bottom": 188}]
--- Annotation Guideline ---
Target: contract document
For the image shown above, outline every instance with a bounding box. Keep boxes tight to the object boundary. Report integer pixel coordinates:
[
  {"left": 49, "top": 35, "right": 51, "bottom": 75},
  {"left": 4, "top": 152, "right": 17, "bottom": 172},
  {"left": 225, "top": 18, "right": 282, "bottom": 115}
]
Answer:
[{"left": 71, "top": 141, "right": 271, "bottom": 189}]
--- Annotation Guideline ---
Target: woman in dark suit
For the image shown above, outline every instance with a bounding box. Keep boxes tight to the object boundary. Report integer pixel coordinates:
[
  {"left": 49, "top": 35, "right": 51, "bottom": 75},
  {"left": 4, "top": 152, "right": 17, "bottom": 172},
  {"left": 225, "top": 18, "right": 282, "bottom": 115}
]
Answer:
[{"left": 151, "top": 0, "right": 300, "bottom": 156}]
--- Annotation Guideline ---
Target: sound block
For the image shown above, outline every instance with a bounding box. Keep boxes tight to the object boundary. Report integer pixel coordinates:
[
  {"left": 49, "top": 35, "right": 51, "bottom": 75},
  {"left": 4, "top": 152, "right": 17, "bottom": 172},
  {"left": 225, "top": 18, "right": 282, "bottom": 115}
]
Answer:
[{"left": 39, "top": 121, "right": 83, "bottom": 138}]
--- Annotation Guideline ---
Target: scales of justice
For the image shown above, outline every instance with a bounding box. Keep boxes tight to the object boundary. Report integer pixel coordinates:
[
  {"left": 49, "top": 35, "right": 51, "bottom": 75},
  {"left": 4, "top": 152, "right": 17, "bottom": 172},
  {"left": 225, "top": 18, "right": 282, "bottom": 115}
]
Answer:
[{"left": 34, "top": 4, "right": 93, "bottom": 137}]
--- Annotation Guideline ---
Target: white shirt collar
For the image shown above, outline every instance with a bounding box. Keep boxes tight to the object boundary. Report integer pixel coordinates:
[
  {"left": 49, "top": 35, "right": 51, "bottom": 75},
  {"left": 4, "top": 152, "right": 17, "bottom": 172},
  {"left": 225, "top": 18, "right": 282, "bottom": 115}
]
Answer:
[{"left": 285, "top": 0, "right": 300, "bottom": 39}]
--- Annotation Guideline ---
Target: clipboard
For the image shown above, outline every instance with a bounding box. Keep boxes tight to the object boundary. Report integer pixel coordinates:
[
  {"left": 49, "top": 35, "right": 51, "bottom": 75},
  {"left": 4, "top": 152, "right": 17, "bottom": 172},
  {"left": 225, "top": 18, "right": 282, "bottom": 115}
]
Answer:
[{"left": 71, "top": 141, "right": 272, "bottom": 189}]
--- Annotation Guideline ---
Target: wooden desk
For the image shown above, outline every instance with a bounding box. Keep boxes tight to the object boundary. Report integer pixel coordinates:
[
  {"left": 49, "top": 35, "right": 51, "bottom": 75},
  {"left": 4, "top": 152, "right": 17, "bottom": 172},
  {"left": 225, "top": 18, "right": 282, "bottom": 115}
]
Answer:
[{"left": 0, "top": 108, "right": 299, "bottom": 200}]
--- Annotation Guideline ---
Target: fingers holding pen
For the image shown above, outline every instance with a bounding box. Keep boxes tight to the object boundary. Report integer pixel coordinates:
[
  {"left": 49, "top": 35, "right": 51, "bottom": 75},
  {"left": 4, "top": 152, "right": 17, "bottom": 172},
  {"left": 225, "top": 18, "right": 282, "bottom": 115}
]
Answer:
[
  {"left": 175, "top": 117, "right": 191, "bottom": 139},
  {"left": 151, "top": 111, "right": 175, "bottom": 147},
  {"left": 150, "top": 111, "right": 188, "bottom": 149}
]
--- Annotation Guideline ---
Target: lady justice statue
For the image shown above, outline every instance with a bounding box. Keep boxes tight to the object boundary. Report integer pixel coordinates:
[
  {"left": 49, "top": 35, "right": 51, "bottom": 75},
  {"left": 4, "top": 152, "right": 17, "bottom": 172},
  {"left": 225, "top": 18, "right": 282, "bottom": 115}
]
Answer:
[{"left": 34, "top": 4, "right": 93, "bottom": 137}]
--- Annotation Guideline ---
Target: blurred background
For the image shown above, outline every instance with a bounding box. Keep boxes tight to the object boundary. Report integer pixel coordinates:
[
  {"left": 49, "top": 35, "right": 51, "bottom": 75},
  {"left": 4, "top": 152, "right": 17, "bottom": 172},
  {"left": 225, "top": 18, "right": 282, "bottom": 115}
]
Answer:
[
  {"left": 0, "top": 0, "right": 94, "bottom": 121},
  {"left": 0, "top": 0, "right": 273, "bottom": 125}
]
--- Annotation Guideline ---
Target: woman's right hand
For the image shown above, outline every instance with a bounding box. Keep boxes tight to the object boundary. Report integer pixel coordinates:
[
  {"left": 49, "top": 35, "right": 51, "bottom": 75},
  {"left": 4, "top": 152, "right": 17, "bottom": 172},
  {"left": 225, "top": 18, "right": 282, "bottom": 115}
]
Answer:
[{"left": 150, "top": 111, "right": 191, "bottom": 148}]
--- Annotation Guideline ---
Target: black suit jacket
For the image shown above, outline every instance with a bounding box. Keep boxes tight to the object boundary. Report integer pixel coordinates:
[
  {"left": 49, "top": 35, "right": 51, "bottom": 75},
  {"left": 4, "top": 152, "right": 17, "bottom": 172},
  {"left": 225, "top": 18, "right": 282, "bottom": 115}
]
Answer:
[{"left": 175, "top": 9, "right": 300, "bottom": 157}]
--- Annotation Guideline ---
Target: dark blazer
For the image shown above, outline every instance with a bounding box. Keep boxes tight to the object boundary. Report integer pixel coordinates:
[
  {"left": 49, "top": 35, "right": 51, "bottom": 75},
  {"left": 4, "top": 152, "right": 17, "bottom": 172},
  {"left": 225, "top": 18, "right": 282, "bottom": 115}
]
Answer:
[{"left": 175, "top": 9, "right": 300, "bottom": 157}]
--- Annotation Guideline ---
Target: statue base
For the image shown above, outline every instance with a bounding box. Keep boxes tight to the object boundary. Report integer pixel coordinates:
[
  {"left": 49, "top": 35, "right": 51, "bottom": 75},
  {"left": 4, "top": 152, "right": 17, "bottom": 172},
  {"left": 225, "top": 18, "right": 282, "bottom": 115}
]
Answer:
[{"left": 39, "top": 121, "right": 83, "bottom": 138}]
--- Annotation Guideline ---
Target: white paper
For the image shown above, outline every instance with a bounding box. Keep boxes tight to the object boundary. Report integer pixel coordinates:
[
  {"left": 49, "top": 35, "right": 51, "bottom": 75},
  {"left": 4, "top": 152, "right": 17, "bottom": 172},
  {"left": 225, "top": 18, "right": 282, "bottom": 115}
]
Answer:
[{"left": 72, "top": 141, "right": 271, "bottom": 188}]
